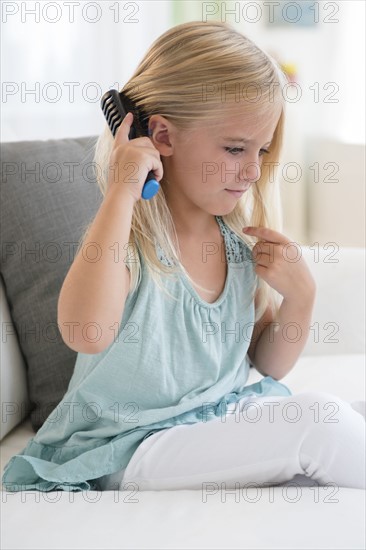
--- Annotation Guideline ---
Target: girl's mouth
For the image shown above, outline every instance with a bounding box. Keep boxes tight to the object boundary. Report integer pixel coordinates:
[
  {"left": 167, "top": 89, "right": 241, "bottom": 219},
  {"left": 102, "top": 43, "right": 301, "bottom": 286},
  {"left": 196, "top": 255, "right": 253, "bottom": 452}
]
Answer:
[{"left": 225, "top": 189, "right": 245, "bottom": 198}]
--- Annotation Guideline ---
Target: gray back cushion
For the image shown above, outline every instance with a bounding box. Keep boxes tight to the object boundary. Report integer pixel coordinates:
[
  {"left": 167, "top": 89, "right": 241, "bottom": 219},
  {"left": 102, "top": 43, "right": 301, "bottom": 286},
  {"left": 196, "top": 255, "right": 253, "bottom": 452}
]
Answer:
[{"left": 1, "top": 136, "right": 102, "bottom": 430}]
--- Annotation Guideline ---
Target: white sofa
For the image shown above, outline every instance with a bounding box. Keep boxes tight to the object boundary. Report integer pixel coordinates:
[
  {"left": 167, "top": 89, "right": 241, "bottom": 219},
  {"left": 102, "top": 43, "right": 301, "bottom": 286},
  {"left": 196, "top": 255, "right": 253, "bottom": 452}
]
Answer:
[{"left": 1, "top": 246, "right": 365, "bottom": 550}]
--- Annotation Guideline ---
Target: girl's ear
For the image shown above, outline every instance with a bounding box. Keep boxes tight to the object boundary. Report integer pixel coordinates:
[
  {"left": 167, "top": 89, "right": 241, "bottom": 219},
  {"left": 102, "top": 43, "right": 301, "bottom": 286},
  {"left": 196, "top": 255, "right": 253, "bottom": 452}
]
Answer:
[{"left": 148, "top": 115, "right": 176, "bottom": 156}]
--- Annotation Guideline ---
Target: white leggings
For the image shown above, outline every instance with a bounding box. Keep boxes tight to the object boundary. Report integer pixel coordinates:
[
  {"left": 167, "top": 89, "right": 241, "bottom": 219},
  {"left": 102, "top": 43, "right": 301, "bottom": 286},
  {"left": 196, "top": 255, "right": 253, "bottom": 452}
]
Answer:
[{"left": 97, "top": 391, "right": 366, "bottom": 491}]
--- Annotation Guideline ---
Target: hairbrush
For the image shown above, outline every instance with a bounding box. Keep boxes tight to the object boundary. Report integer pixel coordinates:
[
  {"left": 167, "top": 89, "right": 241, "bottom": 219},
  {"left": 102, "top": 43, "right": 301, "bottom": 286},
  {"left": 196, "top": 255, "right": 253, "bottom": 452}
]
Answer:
[{"left": 100, "top": 89, "right": 160, "bottom": 200}]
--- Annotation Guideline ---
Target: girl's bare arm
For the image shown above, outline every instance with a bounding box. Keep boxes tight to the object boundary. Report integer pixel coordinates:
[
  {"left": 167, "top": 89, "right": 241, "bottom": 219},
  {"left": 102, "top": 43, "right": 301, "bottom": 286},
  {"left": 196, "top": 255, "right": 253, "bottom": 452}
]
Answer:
[
  {"left": 58, "top": 112, "right": 163, "bottom": 354},
  {"left": 57, "top": 190, "right": 135, "bottom": 354}
]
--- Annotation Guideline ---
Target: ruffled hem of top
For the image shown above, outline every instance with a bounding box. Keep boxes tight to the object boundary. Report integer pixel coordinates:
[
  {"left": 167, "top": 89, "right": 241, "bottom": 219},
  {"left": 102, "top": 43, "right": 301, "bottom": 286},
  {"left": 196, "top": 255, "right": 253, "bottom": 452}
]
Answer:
[{"left": 2, "top": 376, "right": 291, "bottom": 492}]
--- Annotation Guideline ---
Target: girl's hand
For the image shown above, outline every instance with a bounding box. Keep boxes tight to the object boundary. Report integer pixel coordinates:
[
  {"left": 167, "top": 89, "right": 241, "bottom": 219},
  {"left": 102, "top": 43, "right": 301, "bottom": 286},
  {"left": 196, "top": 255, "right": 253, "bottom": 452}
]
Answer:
[
  {"left": 242, "top": 226, "right": 316, "bottom": 303},
  {"left": 106, "top": 112, "right": 164, "bottom": 203}
]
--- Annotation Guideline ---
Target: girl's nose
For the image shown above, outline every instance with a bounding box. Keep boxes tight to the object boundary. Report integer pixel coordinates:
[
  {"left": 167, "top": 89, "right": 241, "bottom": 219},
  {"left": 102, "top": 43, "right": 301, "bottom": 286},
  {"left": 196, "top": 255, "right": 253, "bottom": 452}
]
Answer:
[{"left": 240, "top": 160, "right": 261, "bottom": 183}]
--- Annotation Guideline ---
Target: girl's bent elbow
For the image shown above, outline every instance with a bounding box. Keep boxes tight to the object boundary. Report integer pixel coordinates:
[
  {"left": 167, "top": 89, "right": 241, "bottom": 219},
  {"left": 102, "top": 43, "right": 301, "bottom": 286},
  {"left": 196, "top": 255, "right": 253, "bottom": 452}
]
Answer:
[{"left": 57, "top": 318, "right": 113, "bottom": 354}]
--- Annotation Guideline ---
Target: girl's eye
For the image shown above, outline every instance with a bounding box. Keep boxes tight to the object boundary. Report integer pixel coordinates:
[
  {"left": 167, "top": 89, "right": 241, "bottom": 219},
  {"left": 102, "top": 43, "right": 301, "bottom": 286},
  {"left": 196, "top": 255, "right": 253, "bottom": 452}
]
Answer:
[
  {"left": 224, "top": 147, "right": 271, "bottom": 156},
  {"left": 224, "top": 147, "right": 243, "bottom": 155}
]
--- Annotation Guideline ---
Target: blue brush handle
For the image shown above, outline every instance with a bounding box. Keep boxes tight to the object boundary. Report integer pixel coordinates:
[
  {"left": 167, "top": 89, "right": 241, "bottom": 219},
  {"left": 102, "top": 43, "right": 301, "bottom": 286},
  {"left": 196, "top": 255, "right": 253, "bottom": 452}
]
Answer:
[{"left": 142, "top": 173, "right": 160, "bottom": 199}]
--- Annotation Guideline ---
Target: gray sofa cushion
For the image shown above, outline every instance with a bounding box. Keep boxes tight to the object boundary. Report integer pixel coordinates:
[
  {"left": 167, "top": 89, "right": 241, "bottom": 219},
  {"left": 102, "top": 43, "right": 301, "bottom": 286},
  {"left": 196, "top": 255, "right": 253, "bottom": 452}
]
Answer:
[{"left": 0, "top": 136, "right": 102, "bottom": 430}]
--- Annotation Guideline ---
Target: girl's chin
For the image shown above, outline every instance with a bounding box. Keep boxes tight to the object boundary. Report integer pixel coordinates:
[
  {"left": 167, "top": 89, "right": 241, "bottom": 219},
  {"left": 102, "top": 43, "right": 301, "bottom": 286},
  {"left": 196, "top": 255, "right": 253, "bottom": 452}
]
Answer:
[{"left": 210, "top": 204, "right": 238, "bottom": 216}]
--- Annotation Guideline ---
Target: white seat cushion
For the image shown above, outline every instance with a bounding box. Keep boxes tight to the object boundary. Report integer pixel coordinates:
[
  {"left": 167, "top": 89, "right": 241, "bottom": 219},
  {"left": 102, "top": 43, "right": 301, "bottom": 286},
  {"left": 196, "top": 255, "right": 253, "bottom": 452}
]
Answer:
[{"left": 1, "top": 354, "right": 365, "bottom": 550}]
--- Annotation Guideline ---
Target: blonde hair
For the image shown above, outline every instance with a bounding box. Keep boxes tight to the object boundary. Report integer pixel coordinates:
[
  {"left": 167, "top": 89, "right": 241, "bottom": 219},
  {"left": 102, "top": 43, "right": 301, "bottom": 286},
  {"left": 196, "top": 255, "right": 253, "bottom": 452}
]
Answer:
[{"left": 78, "top": 20, "right": 288, "bottom": 323}]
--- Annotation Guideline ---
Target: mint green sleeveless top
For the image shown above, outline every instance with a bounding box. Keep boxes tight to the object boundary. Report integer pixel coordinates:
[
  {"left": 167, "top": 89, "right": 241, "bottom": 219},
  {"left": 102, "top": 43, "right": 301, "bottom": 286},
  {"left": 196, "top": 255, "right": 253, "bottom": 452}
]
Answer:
[{"left": 2, "top": 216, "right": 291, "bottom": 492}]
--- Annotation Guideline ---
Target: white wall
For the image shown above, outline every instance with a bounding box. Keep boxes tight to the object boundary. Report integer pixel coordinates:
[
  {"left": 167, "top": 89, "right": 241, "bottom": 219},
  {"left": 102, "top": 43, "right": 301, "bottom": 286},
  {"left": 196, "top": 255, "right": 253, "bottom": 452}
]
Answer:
[
  {"left": 306, "top": 139, "right": 365, "bottom": 247},
  {"left": 1, "top": 1, "right": 173, "bottom": 141},
  {"left": 2, "top": 0, "right": 364, "bottom": 247}
]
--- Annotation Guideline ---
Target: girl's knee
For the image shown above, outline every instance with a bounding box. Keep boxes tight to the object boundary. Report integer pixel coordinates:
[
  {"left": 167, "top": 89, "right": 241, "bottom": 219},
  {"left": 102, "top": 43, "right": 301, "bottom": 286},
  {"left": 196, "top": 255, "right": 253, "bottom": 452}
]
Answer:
[
  {"left": 291, "top": 390, "right": 349, "bottom": 418},
  {"left": 294, "top": 391, "right": 364, "bottom": 441},
  {"left": 277, "top": 391, "right": 360, "bottom": 435},
  {"left": 294, "top": 390, "right": 344, "bottom": 404}
]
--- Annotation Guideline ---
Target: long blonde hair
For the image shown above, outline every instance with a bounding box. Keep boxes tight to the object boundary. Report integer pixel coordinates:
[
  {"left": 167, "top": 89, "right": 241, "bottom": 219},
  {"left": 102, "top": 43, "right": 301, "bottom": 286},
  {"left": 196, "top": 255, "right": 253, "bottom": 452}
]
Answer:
[{"left": 78, "top": 20, "right": 288, "bottom": 323}]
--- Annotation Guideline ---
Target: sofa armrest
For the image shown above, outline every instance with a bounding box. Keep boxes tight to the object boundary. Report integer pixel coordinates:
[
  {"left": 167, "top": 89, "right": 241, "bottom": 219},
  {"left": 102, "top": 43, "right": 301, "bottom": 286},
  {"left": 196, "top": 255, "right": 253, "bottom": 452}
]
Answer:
[
  {"left": 300, "top": 246, "right": 365, "bottom": 356},
  {"left": 0, "top": 274, "right": 31, "bottom": 440}
]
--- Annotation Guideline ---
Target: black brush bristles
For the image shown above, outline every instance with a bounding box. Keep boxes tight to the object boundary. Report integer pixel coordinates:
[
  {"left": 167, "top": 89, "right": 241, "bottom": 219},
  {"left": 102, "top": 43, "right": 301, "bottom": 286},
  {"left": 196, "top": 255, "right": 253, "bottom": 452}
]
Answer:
[{"left": 101, "top": 90, "right": 148, "bottom": 139}]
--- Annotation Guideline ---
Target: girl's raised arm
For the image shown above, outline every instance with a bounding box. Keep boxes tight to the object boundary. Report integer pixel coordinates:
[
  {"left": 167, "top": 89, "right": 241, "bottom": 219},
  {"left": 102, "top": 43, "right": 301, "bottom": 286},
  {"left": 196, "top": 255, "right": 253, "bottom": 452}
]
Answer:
[{"left": 57, "top": 113, "right": 163, "bottom": 354}]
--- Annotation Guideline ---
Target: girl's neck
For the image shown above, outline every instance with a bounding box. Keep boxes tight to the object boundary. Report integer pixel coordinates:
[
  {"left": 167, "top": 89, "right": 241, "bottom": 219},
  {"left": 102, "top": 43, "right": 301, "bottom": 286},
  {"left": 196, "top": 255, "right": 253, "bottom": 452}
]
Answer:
[{"left": 174, "top": 216, "right": 220, "bottom": 239}]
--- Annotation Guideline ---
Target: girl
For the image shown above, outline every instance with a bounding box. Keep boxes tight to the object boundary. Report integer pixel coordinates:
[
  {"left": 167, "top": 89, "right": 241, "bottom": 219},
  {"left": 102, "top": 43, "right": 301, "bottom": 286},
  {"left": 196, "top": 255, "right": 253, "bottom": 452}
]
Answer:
[{"left": 3, "top": 21, "right": 365, "bottom": 493}]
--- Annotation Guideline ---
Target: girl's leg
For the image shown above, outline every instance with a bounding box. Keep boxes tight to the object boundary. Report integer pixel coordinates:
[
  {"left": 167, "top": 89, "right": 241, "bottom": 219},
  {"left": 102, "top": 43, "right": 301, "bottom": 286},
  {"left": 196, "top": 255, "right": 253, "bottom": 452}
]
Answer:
[{"left": 101, "top": 391, "right": 366, "bottom": 491}]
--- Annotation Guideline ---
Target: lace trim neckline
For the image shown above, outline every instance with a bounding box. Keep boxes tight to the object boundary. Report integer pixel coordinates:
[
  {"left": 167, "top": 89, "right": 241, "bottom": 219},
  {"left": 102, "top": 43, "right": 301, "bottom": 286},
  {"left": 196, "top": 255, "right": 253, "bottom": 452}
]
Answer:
[{"left": 155, "top": 216, "right": 245, "bottom": 267}]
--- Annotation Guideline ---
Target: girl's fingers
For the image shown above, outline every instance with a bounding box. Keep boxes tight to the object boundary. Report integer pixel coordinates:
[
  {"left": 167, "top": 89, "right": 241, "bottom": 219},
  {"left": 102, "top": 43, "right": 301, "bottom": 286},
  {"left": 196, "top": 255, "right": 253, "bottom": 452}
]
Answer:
[
  {"left": 115, "top": 112, "right": 134, "bottom": 144},
  {"left": 243, "top": 226, "right": 291, "bottom": 245}
]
